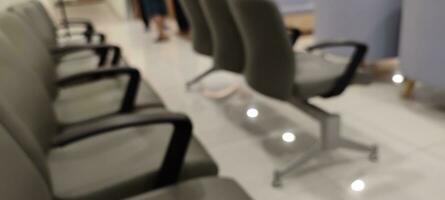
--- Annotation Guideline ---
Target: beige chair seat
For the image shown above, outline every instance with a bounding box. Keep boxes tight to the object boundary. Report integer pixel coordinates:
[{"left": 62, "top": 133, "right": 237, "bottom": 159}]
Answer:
[
  {"left": 1, "top": 123, "right": 248, "bottom": 200},
  {"left": 294, "top": 52, "right": 346, "bottom": 98},
  {"left": 129, "top": 177, "right": 252, "bottom": 200},
  {"left": 55, "top": 78, "right": 164, "bottom": 124},
  {"left": 50, "top": 124, "right": 217, "bottom": 200},
  {"left": 56, "top": 52, "right": 100, "bottom": 77}
]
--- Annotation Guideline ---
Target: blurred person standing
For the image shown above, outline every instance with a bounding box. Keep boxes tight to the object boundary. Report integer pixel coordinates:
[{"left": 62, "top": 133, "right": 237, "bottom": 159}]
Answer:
[
  {"left": 172, "top": 0, "right": 190, "bottom": 38},
  {"left": 140, "top": 0, "right": 169, "bottom": 42}
]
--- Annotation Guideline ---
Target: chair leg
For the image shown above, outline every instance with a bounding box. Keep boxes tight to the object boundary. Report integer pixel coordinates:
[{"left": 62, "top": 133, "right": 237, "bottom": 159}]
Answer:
[
  {"left": 401, "top": 79, "right": 416, "bottom": 99},
  {"left": 272, "top": 146, "right": 321, "bottom": 188},
  {"left": 341, "top": 138, "right": 379, "bottom": 162},
  {"left": 186, "top": 67, "right": 216, "bottom": 89},
  {"left": 272, "top": 99, "right": 379, "bottom": 187}
]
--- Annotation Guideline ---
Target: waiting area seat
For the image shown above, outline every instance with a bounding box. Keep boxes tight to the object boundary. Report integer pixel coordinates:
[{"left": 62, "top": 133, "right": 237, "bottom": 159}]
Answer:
[
  {"left": 0, "top": 125, "right": 252, "bottom": 200},
  {"left": 0, "top": 0, "right": 393, "bottom": 198},
  {"left": 181, "top": 0, "right": 299, "bottom": 90},
  {"left": 0, "top": 3, "right": 223, "bottom": 199},
  {"left": 9, "top": 1, "right": 106, "bottom": 48},
  {"left": 9, "top": 1, "right": 121, "bottom": 77},
  {"left": 0, "top": 12, "right": 164, "bottom": 124},
  {"left": 0, "top": 33, "right": 218, "bottom": 198},
  {"left": 227, "top": 0, "right": 379, "bottom": 187},
  {"left": 128, "top": 177, "right": 252, "bottom": 200}
]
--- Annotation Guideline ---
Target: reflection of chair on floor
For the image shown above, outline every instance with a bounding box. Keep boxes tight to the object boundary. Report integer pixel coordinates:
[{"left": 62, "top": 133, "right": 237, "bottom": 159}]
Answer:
[{"left": 228, "top": 0, "right": 378, "bottom": 187}]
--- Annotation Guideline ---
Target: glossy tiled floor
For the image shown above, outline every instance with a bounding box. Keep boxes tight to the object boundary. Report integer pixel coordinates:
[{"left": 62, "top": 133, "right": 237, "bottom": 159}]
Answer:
[{"left": 64, "top": 2, "right": 445, "bottom": 199}]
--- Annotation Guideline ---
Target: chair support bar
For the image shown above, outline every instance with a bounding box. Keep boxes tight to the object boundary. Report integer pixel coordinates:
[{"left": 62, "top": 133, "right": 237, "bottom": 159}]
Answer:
[
  {"left": 271, "top": 97, "right": 379, "bottom": 187},
  {"left": 186, "top": 67, "right": 217, "bottom": 89}
]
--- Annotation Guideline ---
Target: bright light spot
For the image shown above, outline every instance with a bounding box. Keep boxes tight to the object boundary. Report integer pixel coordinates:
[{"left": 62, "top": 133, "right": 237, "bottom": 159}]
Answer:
[
  {"left": 246, "top": 108, "right": 259, "bottom": 119},
  {"left": 392, "top": 74, "right": 405, "bottom": 84},
  {"left": 281, "top": 132, "right": 296, "bottom": 143},
  {"left": 350, "top": 179, "right": 366, "bottom": 192}
]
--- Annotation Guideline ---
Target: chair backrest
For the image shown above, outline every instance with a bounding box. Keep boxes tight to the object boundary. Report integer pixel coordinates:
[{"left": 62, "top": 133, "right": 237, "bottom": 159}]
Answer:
[
  {"left": 0, "top": 99, "right": 51, "bottom": 185},
  {"left": 31, "top": 0, "right": 57, "bottom": 32},
  {"left": 8, "top": 1, "right": 58, "bottom": 49},
  {"left": 179, "top": 0, "right": 213, "bottom": 56},
  {"left": 0, "top": 12, "right": 58, "bottom": 99},
  {"left": 0, "top": 125, "right": 52, "bottom": 200},
  {"left": 0, "top": 32, "right": 59, "bottom": 155},
  {"left": 228, "top": 0, "right": 295, "bottom": 100},
  {"left": 200, "top": 0, "right": 244, "bottom": 73}
]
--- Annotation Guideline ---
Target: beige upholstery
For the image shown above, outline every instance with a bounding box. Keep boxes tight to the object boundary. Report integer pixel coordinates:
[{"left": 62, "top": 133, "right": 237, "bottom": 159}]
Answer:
[
  {"left": 0, "top": 124, "right": 248, "bottom": 200},
  {"left": 228, "top": 0, "right": 353, "bottom": 100},
  {"left": 0, "top": 57, "right": 218, "bottom": 200},
  {"left": 200, "top": 0, "right": 244, "bottom": 73},
  {"left": 0, "top": 17, "right": 218, "bottom": 200},
  {"left": 50, "top": 124, "right": 216, "bottom": 199},
  {"left": 0, "top": 125, "right": 52, "bottom": 200},
  {"left": 9, "top": 1, "right": 58, "bottom": 48},
  {"left": 294, "top": 52, "right": 346, "bottom": 98},
  {"left": 129, "top": 177, "right": 252, "bottom": 200},
  {"left": 0, "top": 12, "right": 58, "bottom": 98},
  {"left": 179, "top": 0, "right": 213, "bottom": 55},
  {"left": 0, "top": 12, "right": 164, "bottom": 123}
]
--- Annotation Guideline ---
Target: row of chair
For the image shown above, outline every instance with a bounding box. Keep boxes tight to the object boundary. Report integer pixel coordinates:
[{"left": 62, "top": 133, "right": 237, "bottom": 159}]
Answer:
[
  {"left": 179, "top": 0, "right": 379, "bottom": 187},
  {"left": 0, "top": 1, "right": 252, "bottom": 200}
]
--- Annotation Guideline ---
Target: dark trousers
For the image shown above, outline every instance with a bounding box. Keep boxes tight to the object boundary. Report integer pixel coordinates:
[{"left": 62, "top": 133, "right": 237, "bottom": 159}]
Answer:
[
  {"left": 139, "top": 0, "right": 150, "bottom": 29},
  {"left": 173, "top": 0, "right": 189, "bottom": 32}
]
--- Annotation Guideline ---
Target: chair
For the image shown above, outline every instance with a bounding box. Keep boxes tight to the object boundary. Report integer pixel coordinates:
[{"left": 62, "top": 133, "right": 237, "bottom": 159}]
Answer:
[
  {"left": 0, "top": 124, "right": 251, "bottom": 200},
  {"left": 0, "top": 37, "right": 218, "bottom": 199},
  {"left": 178, "top": 0, "right": 215, "bottom": 88},
  {"left": 0, "top": 12, "right": 162, "bottom": 124},
  {"left": 7, "top": 3, "right": 120, "bottom": 68},
  {"left": 228, "top": 0, "right": 378, "bottom": 187},
  {"left": 10, "top": 1, "right": 105, "bottom": 48},
  {"left": 199, "top": 0, "right": 245, "bottom": 75},
  {"left": 181, "top": 0, "right": 299, "bottom": 92},
  {"left": 9, "top": 1, "right": 119, "bottom": 67}
]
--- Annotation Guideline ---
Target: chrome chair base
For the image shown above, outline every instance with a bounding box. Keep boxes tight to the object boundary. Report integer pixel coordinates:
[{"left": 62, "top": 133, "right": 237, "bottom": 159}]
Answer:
[
  {"left": 187, "top": 67, "right": 242, "bottom": 99},
  {"left": 272, "top": 98, "right": 379, "bottom": 188},
  {"left": 186, "top": 67, "right": 217, "bottom": 89}
]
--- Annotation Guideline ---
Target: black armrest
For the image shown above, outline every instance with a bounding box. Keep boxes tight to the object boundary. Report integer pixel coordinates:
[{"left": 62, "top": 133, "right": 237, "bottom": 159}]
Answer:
[
  {"left": 59, "top": 31, "right": 107, "bottom": 44},
  {"left": 57, "top": 68, "right": 140, "bottom": 113},
  {"left": 51, "top": 44, "right": 121, "bottom": 66},
  {"left": 53, "top": 112, "right": 193, "bottom": 188},
  {"left": 286, "top": 27, "right": 301, "bottom": 46},
  {"left": 61, "top": 19, "right": 95, "bottom": 33},
  {"left": 307, "top": 41, "right": 368, "bottom": 97}
]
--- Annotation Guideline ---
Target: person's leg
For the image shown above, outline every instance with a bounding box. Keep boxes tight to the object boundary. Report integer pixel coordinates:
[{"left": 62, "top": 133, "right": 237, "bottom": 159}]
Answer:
[
  {"left": 173, "top": 0, "right": 189, "bottom": 33},
  {"left": 139, "top": 0, "right": 150, "bottom": 30},
  {"left": 153, "top": 15, "right": 169, "bottom": 41}
]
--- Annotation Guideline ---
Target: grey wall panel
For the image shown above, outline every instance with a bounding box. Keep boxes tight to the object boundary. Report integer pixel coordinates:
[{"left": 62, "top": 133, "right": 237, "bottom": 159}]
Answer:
[
  {"left": 399, "top": 0, "right": 445, "bottom": 88},
  {"left": 313, "top": 0, "right": 401, "bottom": 61}
]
